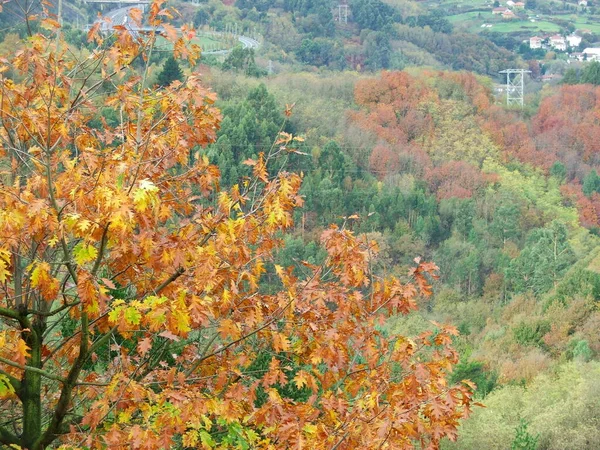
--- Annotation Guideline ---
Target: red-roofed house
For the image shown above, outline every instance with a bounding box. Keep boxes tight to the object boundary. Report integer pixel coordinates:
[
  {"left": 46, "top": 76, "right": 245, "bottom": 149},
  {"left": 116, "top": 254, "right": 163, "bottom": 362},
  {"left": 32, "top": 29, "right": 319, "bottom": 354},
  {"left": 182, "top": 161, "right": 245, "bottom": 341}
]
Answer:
[
  {"left": 550, "top": 35, "right": 567, "bottom": 51},
  {"left": 530, "top": 36, "right": 542, "bottom": 49}
]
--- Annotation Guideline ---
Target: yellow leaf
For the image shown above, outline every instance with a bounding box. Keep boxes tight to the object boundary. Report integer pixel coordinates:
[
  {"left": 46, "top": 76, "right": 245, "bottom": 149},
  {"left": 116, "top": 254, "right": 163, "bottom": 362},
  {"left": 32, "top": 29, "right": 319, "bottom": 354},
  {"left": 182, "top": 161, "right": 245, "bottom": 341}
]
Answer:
[
  {"left": 76, "top": 219, "right": 92, "bottom": 234},
  {"left": 302, "top": 423, "right": 317, "bottom": 435},
  {"left": 293, "top": 371, "right": 309, "bottom": 389},
  {"left": 0, "top": 258, "right": 10, "bottom": 283},
  {"left": 133, "top": 179, "right": 159, "bottom": 213},
  {"left": 48, "top": 235, "right": 59, "bottom": 248},
  {"left": 15, "top": 339, "right": 30, "bottom": 366},
  {"left": 30, "top": 262, "right": 59, "bottom": 300}
]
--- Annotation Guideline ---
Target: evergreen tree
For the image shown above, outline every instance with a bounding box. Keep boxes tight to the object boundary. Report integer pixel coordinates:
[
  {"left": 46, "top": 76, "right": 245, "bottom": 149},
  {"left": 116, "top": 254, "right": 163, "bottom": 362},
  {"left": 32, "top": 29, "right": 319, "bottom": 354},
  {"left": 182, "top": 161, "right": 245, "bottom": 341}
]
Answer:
[
  {"left": 222, "top": 46, "right": 263, "bottom": 76},
  {"left": 511, "top": 419, "right": 539, "bottom": 450},
  {"left": 157, "top": 56, "right": 184, "bottom": 87},
  {"left": 581, "top": 61, "right": 600, "bottom": 85},
  {"left": 562, "top": 67, "right": 579, "bottom": 85},
  {"left": 549, "top": 161, "right": 567, "bottom": 181},
  {"left": 582, "top": 169, "right": 600, "bottom": 197},
  {"left": 507, "top": 221, "right": 575, "bottom": 295}
]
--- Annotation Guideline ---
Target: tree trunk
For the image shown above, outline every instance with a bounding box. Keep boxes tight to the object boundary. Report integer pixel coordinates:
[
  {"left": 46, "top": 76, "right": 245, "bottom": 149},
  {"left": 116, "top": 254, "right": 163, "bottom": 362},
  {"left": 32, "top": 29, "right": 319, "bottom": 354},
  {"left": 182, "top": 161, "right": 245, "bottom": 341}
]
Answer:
[{"left": 21, "top": 326, "right": 43, "bottom": 450}]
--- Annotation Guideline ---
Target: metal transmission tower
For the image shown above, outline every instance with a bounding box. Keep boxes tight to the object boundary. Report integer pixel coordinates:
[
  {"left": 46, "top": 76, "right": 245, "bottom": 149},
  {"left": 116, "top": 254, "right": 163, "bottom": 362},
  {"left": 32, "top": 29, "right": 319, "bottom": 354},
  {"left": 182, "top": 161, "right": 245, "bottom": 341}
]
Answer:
[
  {"left": 499, "top": 69, "right": 532, "bottom": 107},
  {"left": 338, "top": 0, "right": 348, "bottom": 24}
]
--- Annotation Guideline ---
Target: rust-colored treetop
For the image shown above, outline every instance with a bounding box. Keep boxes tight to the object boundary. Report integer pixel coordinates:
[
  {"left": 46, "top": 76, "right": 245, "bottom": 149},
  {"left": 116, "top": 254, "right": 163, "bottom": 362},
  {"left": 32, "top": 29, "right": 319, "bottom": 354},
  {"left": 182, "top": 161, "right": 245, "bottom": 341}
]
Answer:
[{"left": 0, "top": 4, "right": 473, "bottom": 449}]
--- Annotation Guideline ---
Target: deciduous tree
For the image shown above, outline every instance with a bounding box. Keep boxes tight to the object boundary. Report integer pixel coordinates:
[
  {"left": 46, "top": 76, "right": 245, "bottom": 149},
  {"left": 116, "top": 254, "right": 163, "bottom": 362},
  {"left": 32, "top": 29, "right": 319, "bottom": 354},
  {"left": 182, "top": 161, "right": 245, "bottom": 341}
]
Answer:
[{"left": 0, "top": 6, "right": 473, "bottom": 449}]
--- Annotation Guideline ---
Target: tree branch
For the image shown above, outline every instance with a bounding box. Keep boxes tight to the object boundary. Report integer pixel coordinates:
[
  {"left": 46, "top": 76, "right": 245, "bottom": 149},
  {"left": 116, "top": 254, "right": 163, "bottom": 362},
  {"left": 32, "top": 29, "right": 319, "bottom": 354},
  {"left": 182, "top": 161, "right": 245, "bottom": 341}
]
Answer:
[
  {"left": 0, "top": 306, "right": 31, "bottom": 330},
  {"left": 0, "top": 306, "right": 20, "bottom": 321},
  {"left": 91, "top": 223, "right": 110, "bottom": 276},
  {"left": 145, "top": 267, "right": 185, "bottom": 298},
  {"left": 27, "top": 301, "right": 80, "bottom": 318},
  {"left": 0, "top": 356, "right": 65, "bottom": 384}
]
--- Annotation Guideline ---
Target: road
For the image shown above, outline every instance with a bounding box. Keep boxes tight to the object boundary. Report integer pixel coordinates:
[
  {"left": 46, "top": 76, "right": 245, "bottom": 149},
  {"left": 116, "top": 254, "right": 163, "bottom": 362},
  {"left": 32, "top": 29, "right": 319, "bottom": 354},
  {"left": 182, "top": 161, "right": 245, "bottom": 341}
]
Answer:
[
  {"left": 93, "top": 6, "right": 261, "bottom": 54},
  {"left": 99, "top": 5, "right": 134, "bottom": 31}
]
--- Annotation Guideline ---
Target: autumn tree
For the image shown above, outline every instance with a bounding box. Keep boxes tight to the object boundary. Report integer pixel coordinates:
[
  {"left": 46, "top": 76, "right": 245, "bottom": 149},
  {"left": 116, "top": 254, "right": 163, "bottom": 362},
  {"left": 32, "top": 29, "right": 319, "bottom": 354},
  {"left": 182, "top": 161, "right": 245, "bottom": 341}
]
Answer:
[{"left": 0, "top": 4, "right": 474, "bottom": 449}]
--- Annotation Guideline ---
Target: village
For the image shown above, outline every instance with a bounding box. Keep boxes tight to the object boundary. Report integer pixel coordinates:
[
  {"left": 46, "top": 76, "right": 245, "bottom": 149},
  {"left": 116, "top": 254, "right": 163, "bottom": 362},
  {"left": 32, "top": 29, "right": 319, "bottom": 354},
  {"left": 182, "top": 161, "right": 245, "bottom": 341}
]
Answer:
[
  {"left": 528, "top": 32, "right": 600, "bottom": 61},
  {"left": 482, "top": 1, "right": 600, "bottom": 67}
]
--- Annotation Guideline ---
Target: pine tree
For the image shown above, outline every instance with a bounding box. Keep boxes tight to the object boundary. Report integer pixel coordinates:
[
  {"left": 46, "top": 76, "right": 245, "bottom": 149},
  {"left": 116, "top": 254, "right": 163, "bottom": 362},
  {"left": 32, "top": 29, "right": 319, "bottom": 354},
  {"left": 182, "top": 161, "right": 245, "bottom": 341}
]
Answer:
[
  {"left": 581, "top": 61, "right": 600, "bottom": 85},
  {"left": 583, "top": 169, "right": 600, "bottom": 197},
  {"left": 550, "top": 161, "right": 567, "bottom": 181},
  {"left": 157, "top": 56, "right": 184, "bottom": 87}
]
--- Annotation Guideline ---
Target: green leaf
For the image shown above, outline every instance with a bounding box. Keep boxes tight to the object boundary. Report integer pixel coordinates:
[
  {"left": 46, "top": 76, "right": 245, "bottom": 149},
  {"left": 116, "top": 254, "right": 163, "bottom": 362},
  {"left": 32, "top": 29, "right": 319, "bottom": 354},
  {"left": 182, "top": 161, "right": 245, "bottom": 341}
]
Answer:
[
  {"left": 124, "top": 307, "right": 142, "bottom": 325},
  {"left": 199, "top": 430, "right": 216, "bottom": 448},
  {"left": 0, "top": 374, "right": 15, "bottom": 397},
  {"left": 73, "top": 242, "right": 98, "bottom": 266}
]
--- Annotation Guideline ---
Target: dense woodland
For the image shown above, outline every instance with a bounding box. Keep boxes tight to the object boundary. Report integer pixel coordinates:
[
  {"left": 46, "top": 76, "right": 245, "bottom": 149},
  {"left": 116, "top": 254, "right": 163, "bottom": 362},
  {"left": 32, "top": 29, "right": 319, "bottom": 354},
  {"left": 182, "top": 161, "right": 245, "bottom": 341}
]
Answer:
[{"left": 1, "top": 0, "right": 600, "bottom": 448}]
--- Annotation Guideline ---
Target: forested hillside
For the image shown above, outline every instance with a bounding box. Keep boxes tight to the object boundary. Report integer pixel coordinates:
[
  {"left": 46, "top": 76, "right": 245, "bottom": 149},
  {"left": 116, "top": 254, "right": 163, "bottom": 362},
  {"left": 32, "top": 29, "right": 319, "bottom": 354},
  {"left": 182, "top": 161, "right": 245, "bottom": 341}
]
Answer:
[{"left": 0, "top": 0, "right": 599, "bottom": 448}]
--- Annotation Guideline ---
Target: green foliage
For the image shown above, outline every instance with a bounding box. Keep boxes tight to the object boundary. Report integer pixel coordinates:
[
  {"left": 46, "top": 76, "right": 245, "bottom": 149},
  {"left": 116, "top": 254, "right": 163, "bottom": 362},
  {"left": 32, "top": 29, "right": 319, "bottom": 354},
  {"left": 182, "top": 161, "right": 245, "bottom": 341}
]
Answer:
[
  {"left": 582, "top": 169, "right": 600, "bottom": 197},
  {"left": 364, "top": 31, "right": 392, "bottom": 70},
  {"left": 549, "top": 161, "right": 566, "bottom": 182},
  {"left": 435, "top": 235, "right": 482, "bottom": 296},
  {"left": 507, "top": 222, "right": 575, "bottom": 296},
  {"left": 411, "top": 10, "right": 453, "bottom": 34},
  {"left": 157, "top": 56, "right": 184, "bottom": 87},
  {"left": 222, "top": 47, "right": 265, "bottom": 77},
  {"left": 450, "top": 360, "right": 497, "bottom": 397},
  {"left": 560, "top": 62, "right": 600, "bottom": 86},
  {"left": 425, "top": 100, "right": 499, "bottom": 165},
  {"left": 489, "top": 193, "right": 522, "bottom": 246},
  {"left": 570, "top": 339, "right": 593, "bottom": 362},
  {"left": 0, "top": 374, "right": 15, "bottom": 397},
  {"left": 446, "top": 362, "right": 600, "bottom": 450},
  {"left": 562, "top": 67, "right": 580, "bottom": 85},
  {"left": 483, "top": 161, "right": 579, "bottom": 226},
  {"left": 275, "top": 235, "right": 327, "bottom": 278},
  {"left": 394, "top": 25, "right": 518, "bottom": 76},
  {"left": 550, "top": 247, "right": 600, "bottom": 304},
  {"left": 512, "top": 320, "right": 551, "bottom": 348},
  {"left": 350, "top": 0, "right": 399, "bottom": 31},
  {"left": 296, "top": 38, "right": 342, "bottom": 67},
  {"left": 205, "top": 84, "right": 305, "bottom": 186},
  {"left": 581, "top": 61, "right": 600, "bottom": 85},
  {"left": 511, "top": 419, "right": 539, "bottom": 450}
]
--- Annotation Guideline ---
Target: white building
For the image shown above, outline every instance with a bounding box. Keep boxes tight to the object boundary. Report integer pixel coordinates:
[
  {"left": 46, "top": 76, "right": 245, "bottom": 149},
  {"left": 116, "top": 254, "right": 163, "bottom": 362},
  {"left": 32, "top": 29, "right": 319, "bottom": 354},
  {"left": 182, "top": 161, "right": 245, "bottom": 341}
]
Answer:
[
  {"left": 583, "top": 48, "right": 600, "bottom": 61},
  {"left": 530, "top": 36, "right": 542, "bottom": 49},
  {"left": 550, "top": 35, "right": 567, "bottom": 51},
  {"left": 567, "top": 34, "right": 582, "bottom": 47}
]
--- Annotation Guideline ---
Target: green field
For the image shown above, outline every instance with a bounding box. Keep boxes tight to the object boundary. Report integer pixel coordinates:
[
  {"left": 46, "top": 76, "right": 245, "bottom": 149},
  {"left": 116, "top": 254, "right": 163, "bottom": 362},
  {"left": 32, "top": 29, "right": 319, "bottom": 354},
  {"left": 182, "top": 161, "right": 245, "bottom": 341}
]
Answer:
[
  {"left": 447, "top": 11, "right": 565, "bottom": 34},
  {"left": 573, "top": 20, "right": 600, "bottom": 33},
  {"left": 487, "top": 20, "right": 561, "bottom": 33},
  {"left": 447, "top": 11, "right": 483, "bottom": 24}
]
